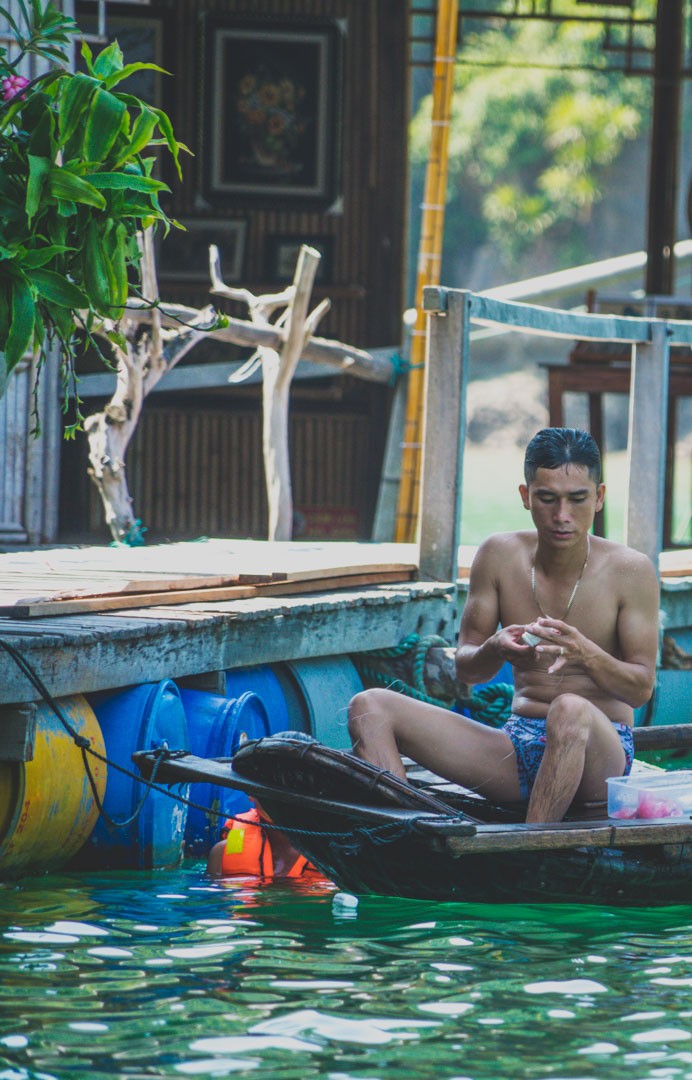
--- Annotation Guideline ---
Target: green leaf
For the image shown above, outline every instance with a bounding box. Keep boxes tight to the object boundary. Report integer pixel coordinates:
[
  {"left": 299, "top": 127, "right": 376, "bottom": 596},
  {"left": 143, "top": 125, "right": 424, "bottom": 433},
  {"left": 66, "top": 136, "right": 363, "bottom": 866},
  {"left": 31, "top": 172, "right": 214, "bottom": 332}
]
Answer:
[
  {"left": 150, "top": 107, "right": 186, "bottom": 179},
  {"left": 92, "top": 40, "right": 124, "bottom": 80},
  {"left": 84, "top": 87, "right": 127, "bottom": 162},
  {"left": 80, "top": 38, "right": 95, "bottom": 76},
  {"left": 112, "top": 105, "right": 158, "bottom": 165},
  {"left": 1, "top": 8, "right": 21, "bottom": 39},
  {"left": 58, "top": 71, "right": 100, "bottom": 148},
  {"left": 27, "top": 106, "right": 54, "bottom": 157},
  {"left": 0, "top": 280, "right": 10, "bottom": 350},
  {"left": 85, "top": 171, "right": 168, "bottom": 194},
  {"left": 43, "top": 297, "right": 75, "bottom": 342},
  {"left": 81, "top": 222, "right": 111, "bottom": 312},
  {"left": 48, "top": 165, "right": 107, "bottom": 209},
  {"left": 103, "top": 221, "right": 128, "bottom": 311},
  {"left": 5, "top": 275, "right": 36, "bottom": 371},
  {"left": 106, "top": 329, "right": 128, "bottom": 351},
  {"left": 27, "top": 268, "right": 89, "bottom": 309},
  {"left": 102, "top": 62, "right": 170, "bottom": 91},
  {"left": 26, "top": 154, "right": 50, "bottom": 224},
  {"left": 21, "top": 244, "right": 73, "bottom": 268}
]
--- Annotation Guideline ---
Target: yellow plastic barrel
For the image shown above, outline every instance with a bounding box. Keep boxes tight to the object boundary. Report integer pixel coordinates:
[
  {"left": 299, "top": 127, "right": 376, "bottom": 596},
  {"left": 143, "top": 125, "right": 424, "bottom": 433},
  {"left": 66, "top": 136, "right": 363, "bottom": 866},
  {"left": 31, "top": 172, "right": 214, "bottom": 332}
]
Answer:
[{"left": 0, "top": 695, "right": 107, "bottom": 876}]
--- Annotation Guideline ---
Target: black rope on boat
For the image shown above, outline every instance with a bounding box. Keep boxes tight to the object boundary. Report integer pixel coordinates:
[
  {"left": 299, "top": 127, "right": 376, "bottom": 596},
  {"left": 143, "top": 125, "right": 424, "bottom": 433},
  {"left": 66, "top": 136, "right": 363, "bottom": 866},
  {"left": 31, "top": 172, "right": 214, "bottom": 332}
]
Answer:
[
  {"left": 0, "top": 639, "right": 237, "bottom": 831},
  {"left": 0, "top": 639, "right": 454, "bottom": 849}
]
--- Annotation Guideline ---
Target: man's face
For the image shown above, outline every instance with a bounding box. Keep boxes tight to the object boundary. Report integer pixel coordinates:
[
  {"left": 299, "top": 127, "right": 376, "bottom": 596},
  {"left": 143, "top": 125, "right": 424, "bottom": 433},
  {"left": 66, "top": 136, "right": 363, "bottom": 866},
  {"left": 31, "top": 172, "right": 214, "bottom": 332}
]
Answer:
[{"left": 519, "top": 464, "right": 605, "bottom": 546}]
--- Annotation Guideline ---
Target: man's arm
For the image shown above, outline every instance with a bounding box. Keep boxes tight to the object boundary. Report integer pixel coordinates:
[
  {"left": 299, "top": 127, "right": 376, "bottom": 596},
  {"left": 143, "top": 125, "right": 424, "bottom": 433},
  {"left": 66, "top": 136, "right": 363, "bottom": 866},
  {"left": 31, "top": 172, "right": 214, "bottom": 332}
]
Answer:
[
  {"left": 528, "top": 550, "right": 659, "bottom": 707},
  {"left": 456, "top": 537, "right": 533, "bottom": 684}
]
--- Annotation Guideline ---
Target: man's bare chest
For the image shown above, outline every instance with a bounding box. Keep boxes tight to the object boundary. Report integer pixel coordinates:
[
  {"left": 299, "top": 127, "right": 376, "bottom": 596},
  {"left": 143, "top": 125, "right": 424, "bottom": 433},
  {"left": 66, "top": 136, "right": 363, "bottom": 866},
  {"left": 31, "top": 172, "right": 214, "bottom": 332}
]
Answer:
[{"left": 498, "top": 569, "right": 621, "bottom": 654}]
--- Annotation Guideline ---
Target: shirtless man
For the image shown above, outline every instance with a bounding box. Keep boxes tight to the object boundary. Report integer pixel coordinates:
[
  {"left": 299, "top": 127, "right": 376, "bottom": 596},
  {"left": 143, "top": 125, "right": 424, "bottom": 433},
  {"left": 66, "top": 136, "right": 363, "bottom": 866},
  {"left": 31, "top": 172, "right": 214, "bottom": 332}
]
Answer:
[{"left": 348, "top": 427, "right": 659, "bottom": 822}]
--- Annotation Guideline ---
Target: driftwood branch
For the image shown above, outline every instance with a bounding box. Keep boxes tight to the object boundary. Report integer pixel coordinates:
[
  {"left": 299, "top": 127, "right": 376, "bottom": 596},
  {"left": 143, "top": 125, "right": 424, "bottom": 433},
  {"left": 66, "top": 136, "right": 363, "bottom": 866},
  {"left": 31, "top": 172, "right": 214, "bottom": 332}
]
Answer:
[
  {"left": 83, "top": 231, "right": 216, "bottom": 543},
  {"left": 82, "top": 231, "right": 397, "bottom": 544},
  {"left": 123, "top": 297, "right": 393, "bottom": 382}
]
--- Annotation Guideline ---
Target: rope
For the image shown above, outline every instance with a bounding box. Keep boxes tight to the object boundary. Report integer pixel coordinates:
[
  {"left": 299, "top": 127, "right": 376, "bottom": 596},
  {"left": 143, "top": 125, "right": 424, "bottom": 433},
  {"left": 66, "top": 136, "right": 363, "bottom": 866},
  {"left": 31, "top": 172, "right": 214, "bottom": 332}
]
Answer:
[
  {"left": 0, "top": 638, "right": 458, "bottom": 850},
  {"left": 469, "top": 683, "right": 513, "bottom": 727},
  {"left": 352, "top": 632, "right": 514, "bottom": 725},
  {"left": 352, "top": 632, "right": 453, "bottom": 709}
]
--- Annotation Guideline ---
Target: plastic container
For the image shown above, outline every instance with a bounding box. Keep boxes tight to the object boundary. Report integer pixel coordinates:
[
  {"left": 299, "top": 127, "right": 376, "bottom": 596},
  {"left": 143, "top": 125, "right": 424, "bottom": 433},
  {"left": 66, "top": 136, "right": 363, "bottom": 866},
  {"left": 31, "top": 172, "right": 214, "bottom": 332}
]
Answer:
[
  {"left": 180, "top": 688, "right": 271, "bottom": 853},
  {"left": 607, "top": 770, "right": 692, "bottom": 820},
  {"left": 0, "top": 696, "right": 106, "bottom": 876},
  {"left": 84, "top": 680, "right": 189, "bottom": 869}
]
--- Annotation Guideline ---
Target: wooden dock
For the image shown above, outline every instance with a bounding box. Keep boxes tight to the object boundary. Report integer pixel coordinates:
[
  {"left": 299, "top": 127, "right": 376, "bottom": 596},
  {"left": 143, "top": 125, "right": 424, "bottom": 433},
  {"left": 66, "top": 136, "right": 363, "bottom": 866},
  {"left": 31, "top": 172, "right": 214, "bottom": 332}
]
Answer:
[
  {"left": 0, "top": 538, "right": 688, "bottom": 711},
  {"left": 0, "top": 540, "right": 462, "bottom": 708}
]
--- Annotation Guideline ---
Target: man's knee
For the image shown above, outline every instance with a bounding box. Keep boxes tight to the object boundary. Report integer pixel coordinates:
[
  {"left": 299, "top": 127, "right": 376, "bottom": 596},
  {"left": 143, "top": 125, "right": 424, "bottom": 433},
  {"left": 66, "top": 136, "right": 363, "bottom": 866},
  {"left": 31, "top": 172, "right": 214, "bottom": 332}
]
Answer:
[
  {"left": 545, "top": 693, "right": 592, "bottom": 747},
  {"left": 347, "top": 687, "right": 396, "bottom": 743}
]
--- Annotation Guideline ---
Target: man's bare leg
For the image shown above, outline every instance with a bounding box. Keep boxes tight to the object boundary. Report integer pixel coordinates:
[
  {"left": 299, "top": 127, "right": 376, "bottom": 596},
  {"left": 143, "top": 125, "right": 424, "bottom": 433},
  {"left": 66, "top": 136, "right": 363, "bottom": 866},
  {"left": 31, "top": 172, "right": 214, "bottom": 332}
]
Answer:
[
  {"left": 348, "top": 687, "right": 524, "bottom": 803},
  {"left": 526, "top": 693, "right": 626, "bottom": 823}
]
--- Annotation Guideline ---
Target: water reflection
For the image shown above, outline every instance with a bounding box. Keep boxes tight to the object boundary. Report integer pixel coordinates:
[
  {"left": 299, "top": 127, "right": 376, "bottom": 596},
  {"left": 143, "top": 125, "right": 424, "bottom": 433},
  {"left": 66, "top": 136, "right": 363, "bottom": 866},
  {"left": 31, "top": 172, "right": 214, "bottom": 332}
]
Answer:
[{"left": 1, "top": 866, "right": 692, "bottom": 1078}]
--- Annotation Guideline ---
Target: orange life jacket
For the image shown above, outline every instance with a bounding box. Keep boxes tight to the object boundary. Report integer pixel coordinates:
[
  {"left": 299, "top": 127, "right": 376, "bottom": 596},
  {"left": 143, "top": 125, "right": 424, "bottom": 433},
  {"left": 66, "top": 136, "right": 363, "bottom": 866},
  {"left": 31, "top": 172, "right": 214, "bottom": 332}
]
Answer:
[{"left": 220, "top": 808, "right": 311, "bottom": 878}]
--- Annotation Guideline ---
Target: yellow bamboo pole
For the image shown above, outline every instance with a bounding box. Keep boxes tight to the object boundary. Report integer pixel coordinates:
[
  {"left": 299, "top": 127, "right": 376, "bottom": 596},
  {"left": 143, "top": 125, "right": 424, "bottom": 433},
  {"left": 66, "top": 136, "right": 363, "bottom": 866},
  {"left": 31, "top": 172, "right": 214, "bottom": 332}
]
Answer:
[{"left": 394, "top": 0, "right": 459, "bottom": 543}]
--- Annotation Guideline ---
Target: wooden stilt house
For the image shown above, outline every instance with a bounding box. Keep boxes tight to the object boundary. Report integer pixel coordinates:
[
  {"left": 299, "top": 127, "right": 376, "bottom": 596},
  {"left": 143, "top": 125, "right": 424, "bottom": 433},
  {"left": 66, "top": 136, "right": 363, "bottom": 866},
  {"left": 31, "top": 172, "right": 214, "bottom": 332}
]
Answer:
[{"left": 3, "top": 0, "right": 410, "bottom": 545}]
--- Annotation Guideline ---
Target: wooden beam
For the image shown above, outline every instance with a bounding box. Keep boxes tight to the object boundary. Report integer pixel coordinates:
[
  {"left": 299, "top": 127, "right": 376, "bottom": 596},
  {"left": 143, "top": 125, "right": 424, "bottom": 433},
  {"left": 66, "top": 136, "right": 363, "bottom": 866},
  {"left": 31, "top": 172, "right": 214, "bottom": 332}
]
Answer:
[
  {"left": 441, "top": 816, "right": 692, "bottom": 856},
  {"left": 418, "top": 289, "right": 468, "bottom": 582},
  {"left": 625, "top": 321, "right": 670, "bottom": 566},
  {"left": 0, "top": 704, "right": 37, "bottom": 762}
]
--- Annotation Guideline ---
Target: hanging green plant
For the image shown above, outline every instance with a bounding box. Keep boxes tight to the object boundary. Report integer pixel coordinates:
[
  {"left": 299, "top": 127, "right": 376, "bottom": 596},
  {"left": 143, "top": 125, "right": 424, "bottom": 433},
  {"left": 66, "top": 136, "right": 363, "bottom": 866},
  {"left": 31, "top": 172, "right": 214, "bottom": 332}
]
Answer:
[{"left": 0, "top": 0, "right": 189, "bottom": 434}]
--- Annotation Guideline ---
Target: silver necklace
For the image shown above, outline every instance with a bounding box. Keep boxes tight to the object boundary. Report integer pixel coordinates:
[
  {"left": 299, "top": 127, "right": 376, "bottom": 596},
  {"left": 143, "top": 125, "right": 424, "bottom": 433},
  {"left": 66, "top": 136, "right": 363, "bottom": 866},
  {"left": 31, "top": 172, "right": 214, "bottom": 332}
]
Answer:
[{"left": 531, "top": 536, "right": 590, "bottom": 621}]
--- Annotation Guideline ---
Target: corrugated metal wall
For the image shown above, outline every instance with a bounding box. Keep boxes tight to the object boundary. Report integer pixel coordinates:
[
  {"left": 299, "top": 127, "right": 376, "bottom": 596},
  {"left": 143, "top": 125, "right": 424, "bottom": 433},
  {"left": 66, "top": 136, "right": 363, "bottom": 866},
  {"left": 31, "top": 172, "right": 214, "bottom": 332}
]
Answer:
[{"left": 62, "top": 403, "right": 376, "bottom": 541}]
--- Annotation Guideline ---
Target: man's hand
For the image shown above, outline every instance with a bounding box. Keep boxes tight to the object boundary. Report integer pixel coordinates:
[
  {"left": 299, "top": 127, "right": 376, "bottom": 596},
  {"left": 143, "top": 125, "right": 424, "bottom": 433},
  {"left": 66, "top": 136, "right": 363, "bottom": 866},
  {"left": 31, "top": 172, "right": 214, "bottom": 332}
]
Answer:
[
  {"left": 523, "top": 617, "right": 586, "bottom": 674},
  {"left": 495, "top": 624, "right": 537, "bottom": 664}
]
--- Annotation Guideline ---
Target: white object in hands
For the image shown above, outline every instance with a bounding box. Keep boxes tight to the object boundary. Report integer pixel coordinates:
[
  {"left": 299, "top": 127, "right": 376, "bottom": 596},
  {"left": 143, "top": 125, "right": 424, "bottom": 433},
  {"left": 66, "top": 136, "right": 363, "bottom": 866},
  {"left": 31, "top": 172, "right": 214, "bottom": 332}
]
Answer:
[{"left": 522, "top": 631, "right": 542, "bottom": 647}]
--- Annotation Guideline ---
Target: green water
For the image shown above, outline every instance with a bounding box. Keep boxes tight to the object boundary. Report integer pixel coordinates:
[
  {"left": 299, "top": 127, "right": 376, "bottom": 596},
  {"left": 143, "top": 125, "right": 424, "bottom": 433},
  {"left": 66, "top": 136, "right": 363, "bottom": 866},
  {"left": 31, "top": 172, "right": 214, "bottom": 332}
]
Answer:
[{"left": 1, "top": 865, "right": 692, "bottom": 1079}]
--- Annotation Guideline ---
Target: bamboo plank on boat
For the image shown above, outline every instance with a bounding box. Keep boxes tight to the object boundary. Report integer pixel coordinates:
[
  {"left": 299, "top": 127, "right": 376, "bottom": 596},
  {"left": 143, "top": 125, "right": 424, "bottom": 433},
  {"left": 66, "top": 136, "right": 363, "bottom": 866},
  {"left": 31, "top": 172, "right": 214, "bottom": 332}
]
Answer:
[
  {"left": 633, "top": 725, "right": 692, "bottom": 751},
  {"left": 438, "top": 816, "right": 692, "bottom": 855}
]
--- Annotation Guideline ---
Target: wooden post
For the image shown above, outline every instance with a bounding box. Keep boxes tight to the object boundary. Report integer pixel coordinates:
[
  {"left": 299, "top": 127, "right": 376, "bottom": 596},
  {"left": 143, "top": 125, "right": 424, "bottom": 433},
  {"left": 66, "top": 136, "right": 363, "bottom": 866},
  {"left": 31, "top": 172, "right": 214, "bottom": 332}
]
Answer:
[
  {"left": 0, "top": 703, "right": 37, "bottom": 762},
  {"left": 625, "top": 320, "right": 670, "bottom": 567},
  {"left": 262, "top": 245, "right": 323, "bottom": 540},
  {"left": 645, "top": 0, "right": 684, "bottom": 296},
  {"left": 417, "top": 288, "right": 469, "bottom": 583}
]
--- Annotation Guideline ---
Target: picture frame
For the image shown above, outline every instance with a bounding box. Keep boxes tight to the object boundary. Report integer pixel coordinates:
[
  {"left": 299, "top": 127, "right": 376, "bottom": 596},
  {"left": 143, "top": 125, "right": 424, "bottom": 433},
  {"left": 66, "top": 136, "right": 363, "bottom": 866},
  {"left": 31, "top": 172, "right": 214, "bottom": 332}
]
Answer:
[
  {"left": 203, "top": 17, "right": 343, "bottom": 205},
  {"left": 264, "top": 235, "right": 334, "bottom": 285},
  {"left": 158, "top": 219, "right": 247, "bottom": 283},
  {"left": 75, "top": 9, "right": 163, "bottom": 105}
]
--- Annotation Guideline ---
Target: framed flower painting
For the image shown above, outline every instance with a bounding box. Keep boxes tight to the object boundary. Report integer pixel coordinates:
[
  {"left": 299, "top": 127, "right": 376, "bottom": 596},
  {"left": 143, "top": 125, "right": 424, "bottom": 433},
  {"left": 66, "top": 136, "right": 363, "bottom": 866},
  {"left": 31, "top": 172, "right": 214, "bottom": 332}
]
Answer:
[{"left": 203, "top": 17, "right": 343, "bottom": 205}]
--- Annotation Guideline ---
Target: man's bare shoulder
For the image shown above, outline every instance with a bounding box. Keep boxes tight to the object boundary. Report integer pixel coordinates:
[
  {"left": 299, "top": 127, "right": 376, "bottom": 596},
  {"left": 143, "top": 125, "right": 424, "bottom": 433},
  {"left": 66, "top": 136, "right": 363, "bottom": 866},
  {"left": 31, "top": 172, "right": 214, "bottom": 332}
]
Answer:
[
  {"left": 469, "top": 531, "right": 533, "bottom": 585},
  {"left": 590, "top": 536, "right": 659, "bottom": 594},
  {"left": 474, "top": 531, "right": 534, "bottom": 562},
  {"left": 591, "top": 535, "right": 657, "bottom": 572}
]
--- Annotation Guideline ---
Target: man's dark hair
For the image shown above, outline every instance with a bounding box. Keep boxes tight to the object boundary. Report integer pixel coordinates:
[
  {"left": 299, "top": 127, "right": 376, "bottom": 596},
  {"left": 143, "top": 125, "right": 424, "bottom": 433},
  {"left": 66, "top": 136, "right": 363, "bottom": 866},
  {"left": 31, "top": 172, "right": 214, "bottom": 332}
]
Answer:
[{"left": 524, "top": 428, "right": 601, "bottom": 484}]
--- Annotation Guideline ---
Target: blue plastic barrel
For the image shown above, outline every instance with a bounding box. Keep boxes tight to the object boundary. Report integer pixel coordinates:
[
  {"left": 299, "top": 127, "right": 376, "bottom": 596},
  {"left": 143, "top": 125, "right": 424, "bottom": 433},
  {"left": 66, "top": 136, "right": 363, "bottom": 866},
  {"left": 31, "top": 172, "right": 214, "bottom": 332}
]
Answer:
[
  {"left": 272, "top": 663, "right": 311, "bottom": 732},
  {"left": 284, "top": 656, "right": 364, "bottom": 749},
  {"left": 225, "top": 664, "right": 310, "bottom": 735},
  {"left": 84, "top": 680, "right": 190, "bottom": 870},
  {"left": 179, "top": 688, "right": 271, "bottom": 853}
]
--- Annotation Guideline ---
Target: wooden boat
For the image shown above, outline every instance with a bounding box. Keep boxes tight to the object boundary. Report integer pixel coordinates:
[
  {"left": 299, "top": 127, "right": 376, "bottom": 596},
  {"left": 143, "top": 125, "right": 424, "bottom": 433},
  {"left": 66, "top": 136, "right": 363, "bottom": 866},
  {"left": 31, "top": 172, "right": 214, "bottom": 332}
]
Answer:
[{"left": 134, "top": 724, "right": 692, "bottom": 905}]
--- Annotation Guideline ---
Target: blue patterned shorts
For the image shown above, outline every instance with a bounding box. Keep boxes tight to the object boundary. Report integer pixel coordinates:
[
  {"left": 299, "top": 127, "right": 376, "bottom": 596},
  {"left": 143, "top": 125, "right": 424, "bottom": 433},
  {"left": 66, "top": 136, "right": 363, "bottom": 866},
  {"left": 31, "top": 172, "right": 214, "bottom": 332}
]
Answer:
[{"left": 502, "top": 714, "right": 635, "bottom": 802}]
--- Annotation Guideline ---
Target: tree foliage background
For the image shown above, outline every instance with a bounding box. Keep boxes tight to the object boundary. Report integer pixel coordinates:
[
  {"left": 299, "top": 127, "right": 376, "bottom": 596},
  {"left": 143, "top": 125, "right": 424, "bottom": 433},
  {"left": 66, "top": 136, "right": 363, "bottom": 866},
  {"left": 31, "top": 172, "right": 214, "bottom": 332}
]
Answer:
[{"left": 408, "top": 15, "right": 654, "bottom": 295}]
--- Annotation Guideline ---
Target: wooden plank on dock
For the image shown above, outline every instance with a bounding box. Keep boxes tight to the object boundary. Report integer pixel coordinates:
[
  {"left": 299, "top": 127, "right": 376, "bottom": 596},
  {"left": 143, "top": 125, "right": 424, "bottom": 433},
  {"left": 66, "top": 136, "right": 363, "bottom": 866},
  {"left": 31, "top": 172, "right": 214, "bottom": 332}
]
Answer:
[
  {"left": 0, "top": 540, "right": 419, "bottom": 613},
  {"left": 0, "top": 569, "right": 415, "bottom": 618}
]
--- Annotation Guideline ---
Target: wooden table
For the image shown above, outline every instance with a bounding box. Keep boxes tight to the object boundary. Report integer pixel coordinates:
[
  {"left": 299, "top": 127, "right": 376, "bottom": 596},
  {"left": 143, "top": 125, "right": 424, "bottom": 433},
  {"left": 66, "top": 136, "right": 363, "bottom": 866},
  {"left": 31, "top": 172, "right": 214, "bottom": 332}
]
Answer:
[{"left": 541, "top": 356, "right": 692, "bottom": 546}]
